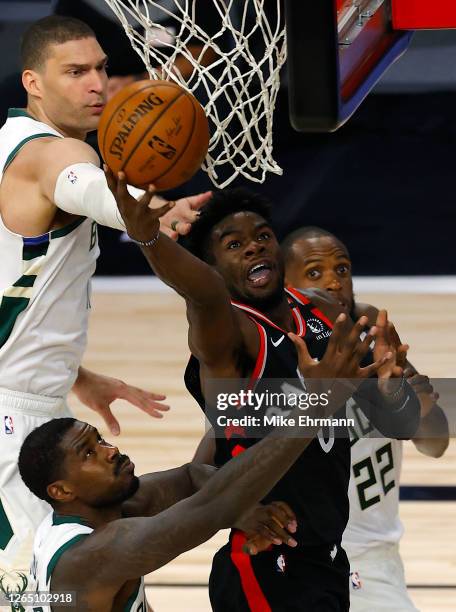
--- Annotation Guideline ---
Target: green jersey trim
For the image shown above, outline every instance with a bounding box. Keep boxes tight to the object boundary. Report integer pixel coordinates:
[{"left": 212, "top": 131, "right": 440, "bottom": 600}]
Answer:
[
  {"left": 0, "top": 296, "right": 30, "bottom": 348},
  {"left": 46, "top": 534, "right": 89, "bottom": 584},
  {"left": 52, "top": 513, "right": 91, "bottom": 526},
  {"left": 124, "top": 580, "right": 141, "bottom": 612},
  {"left": 0, "top": 498, "right": 14, "bottom": 550},
  {"left": 51, "top": 217, "right": 86, "bottom": 239},
  {"left": 7, "top": 108, "right": 33, "bottom": 119},
  {"left": 3, "top": 133, "right": 60, "bottom": 172}
]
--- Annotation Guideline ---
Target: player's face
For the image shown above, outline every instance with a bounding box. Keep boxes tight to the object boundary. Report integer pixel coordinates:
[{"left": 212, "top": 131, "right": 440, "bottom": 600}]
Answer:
[
  {"left": 37, "top": 37, "right": 108, "bottom": 134},
  {"left": 285, "top": 236, "right": 354, "bottom": 310},
  {"left": 210, "top": 212, "right": 285, "bottom": 307},
  {"left": 58, "top": 422, "right": 138, "bottom": 508}
]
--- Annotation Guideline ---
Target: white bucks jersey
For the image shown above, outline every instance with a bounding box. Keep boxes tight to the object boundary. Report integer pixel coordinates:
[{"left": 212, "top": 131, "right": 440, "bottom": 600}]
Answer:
[
  {"left": 0, "top": 109, "right": 99, "bottom": 397},
  {"left": 30, "top": 513, "right": 147, "bottom": 611},
  {"left": 343, "top": 398, "right": 404, "bottom": 559}
]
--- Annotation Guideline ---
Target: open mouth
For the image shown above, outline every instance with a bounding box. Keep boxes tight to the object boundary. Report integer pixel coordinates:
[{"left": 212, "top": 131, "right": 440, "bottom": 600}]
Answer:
[{"left": 247, "top": 262, "right": 273, "bottom": 287}]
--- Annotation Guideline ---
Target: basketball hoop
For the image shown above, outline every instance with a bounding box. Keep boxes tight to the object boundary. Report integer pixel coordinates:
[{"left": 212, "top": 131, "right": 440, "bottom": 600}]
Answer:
[{"left": 102, "top": 1, "right": 287, "bottom": 188}]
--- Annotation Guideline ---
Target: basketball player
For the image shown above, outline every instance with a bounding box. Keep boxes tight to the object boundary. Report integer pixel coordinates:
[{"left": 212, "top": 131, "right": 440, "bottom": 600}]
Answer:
[
  {"left": 0, "top": 15, "right": 210, "bottom": 590},
  {"left": 281, "top": 226, "right": 449, "bottom": 611},
  {"left": 106, "top": 177, "right": 421, "bottom": 611}
]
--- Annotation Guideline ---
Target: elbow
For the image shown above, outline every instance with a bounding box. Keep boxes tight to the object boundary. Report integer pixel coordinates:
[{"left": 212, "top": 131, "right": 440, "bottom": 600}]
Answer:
[{"left": 413, "top": 437, "right": 449, "bottom": 458}]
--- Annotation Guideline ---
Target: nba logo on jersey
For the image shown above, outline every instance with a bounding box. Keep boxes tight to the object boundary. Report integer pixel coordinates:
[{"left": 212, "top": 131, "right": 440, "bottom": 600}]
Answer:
[
  {"left": 4, "top": 415, "right": 14, "bottom": 434},
  {"left": 276, "top": 554, "right": 286, "bottom": 573},
  {"left": 67, "top": 170, "right": 78, "bottom": 184},
  {"left": 350, "top": 571, "right": 362, "bottom": 590}
]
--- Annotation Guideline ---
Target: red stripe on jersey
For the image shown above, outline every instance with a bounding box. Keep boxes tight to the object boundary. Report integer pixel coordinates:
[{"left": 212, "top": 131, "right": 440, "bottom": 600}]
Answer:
[
  {"left": 230, "top": 532, "right": 272, "bottom": 612},
  {"left": 232, "top": 297, "right": 305, "bottom": 336},
  {"left": 231, "top": 300, "right": 284, "bottom": 333},
  {"left": 225, "top": 425, "right": 246, "bottom": 440},
  {"left": 286, "top": 287, "right": 334, "bottom": 330},
  {"left": 248, "top": 320, "right": 268, "bottom": 387},
  {"left": 231, "top": 444, "right": 246, "bottom": 457},
  {"left": 285, "top": 287, "right": 311, "bottom": 305},
  {"left": 291, "top": 306, "right": 306, "bottom": 337},
  {"left": 311, "top": 307, "right": 334, "bottom": 330}
]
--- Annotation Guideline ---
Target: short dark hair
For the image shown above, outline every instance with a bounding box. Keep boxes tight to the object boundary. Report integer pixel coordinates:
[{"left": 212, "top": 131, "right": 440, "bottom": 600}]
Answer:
[
  {"left": 21, "top": 16, "right": 96, "bottom": 71},
  {"left": 18, "top": 418, "right": 77, "bottom": 504},
  {"left": 183, "top": 187, "right": 273, "bottom": 262},
  {"left": 281, "top": 226, "right": 349, "bottom": 266}
]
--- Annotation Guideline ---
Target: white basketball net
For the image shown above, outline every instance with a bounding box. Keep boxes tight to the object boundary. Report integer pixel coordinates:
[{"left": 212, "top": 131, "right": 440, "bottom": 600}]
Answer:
[{"left": 103, "top": 0, "right": 287, "bottom": 188}]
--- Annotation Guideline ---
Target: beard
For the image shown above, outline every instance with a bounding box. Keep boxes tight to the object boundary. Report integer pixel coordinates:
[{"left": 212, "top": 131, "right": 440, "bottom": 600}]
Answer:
[{"left": 91, "top": 474, "right": 140, "bottom": 508}]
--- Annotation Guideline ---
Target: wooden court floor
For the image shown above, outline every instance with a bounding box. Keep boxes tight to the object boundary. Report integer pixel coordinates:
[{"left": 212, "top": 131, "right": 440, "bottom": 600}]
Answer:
[{"left": 70, "top": 290, "right": 456, "bottom": 612}]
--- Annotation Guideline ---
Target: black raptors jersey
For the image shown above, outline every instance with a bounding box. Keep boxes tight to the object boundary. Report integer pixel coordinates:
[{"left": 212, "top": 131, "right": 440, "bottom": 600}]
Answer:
[{"left": 185, "top": 287, "right": 351, "bottom": 546}]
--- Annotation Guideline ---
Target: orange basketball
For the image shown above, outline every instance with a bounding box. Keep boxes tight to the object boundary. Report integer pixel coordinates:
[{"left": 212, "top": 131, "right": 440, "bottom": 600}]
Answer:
[{"left": 98, "top": 80, "right": 210, "bottom": 191}]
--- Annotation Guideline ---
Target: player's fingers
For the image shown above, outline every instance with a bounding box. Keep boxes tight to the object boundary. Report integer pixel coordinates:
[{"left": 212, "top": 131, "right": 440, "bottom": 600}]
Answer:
[
  {"left": 343, "top": 316, "right": 369, "bottom": 355},
  {"left": 269, "top": 501, "right": 297, "bottom": 533},
  {"left": 188, "top": 191, "right": 212, "bottom": 211},
  {"left": 128, "top": 396, "right": 171, "bottom": 417},
  {"left": 173, "top": 198, "right": 202, "bottom": 223},
  {"left": 324, "top": 313, "right": 346, "bottom": 357},
  {"left": 353, "top": 328, "right": 377, "bottom": 361},
  {"left": 103, "top": 164, "right": 116, "bottom": 192},
  {"left": 388, "top": 322, "right": 404, "bottom": 348},
  {"left": 242, "top": 535, "right": 271, "bottom": 556},
  {"left": 98, "top": 406, "right": 121, "bottom": 436},
  {"left": 159, "top": 225, "right": 179, "bottom": 240},
  {"left": 288, "top": 333, "right": 312, "bottom": 369},
  {"left": 259, "top": 521, "right": 297, "bottom": 547},
  {"left": 153, "top": 200, "right": 176, "bottom": 219},
  {"left": 174, "top": 221, "right": 193, "bottom": 236},
  {"left": 375, "top": 309, "right": 388, "bottom": 329},
  {"left": 359, "top": 352, "right": 392, "bottom": 378},
  {"left": 118, "top": 386, "right": 167, "bottom": 402},
  {"left": 139, "top": 184, "right": 158, "bottom": 206}
]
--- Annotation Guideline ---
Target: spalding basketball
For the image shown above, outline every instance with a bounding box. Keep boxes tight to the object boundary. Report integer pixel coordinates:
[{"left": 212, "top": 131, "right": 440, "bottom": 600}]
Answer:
[{"left": 98, "top": 80, "right": 210, "bottom": 191}]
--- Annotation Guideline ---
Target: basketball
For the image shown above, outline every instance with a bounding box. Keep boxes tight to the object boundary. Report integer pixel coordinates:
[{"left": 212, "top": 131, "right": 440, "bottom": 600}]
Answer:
[{"left": 98, "top": 80, "right": 210, "bottom": 191}]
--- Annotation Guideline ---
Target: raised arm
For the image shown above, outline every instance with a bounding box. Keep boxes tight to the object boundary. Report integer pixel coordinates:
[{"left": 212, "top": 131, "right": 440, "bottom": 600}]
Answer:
[
  {"left": 104, "top": 169, "right": 257, "bottom": 371},
  {"left": 355, "top": 303, "right": 449, "bottom": 455}
]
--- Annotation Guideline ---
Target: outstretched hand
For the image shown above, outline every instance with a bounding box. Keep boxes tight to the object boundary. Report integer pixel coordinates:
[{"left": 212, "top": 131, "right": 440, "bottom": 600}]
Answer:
[
  {"left": 104, "top": 167, "right": 173, "bottom": 243},
  {"left": 104, "top": 166, "right": 212, "bottom": 241},
  {"left": 72, "top": 368, "right": 170, "bottom": 436},
  {"left": 372, "top": 310, "right": 408, "bottom": 381},
  {"left": 288, "top": 314, "right": 389, "bottom": 408}
]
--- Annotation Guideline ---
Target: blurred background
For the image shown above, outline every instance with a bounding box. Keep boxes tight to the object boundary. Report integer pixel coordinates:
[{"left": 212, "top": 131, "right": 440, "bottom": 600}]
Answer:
[{"left": 1, "top": 0, "right": 456, "bottom": 276}]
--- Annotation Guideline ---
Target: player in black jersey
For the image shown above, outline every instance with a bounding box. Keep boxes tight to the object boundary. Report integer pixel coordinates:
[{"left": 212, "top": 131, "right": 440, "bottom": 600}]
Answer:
[{"left": 106, "top": 176, "right": 420, "bottom": 612}]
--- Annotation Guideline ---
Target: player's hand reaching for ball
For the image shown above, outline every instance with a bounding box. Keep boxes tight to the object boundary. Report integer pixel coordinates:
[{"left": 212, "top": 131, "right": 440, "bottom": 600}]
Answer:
[
  {"left": 72, "top": 367, "right": 170, "bottom": 436},
  {"left": 104, "top": 166, "right": 211, "bottom": 242}
]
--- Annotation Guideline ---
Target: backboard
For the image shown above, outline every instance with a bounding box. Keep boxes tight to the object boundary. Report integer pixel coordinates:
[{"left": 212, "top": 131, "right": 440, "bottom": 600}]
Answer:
[{"left": 285, "top": 0, "right": 413, "bottom": 132}]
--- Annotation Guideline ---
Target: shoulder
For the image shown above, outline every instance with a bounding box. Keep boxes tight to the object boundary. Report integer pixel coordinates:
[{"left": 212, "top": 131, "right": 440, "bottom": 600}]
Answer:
[
  {"left": 16, "top": 137, "right": 99, "bottom": 178},
  {"left": 353, "top": 302, "right": 378, "bottom": 326},
  {"left": 38, "top": 137, "right": 99, "bottom": 166}
]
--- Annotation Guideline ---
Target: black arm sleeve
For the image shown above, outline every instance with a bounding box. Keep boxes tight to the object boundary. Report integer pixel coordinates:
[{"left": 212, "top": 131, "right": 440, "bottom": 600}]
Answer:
[{"left": 353, "top": 378, "right": 421, "bottom": 439}]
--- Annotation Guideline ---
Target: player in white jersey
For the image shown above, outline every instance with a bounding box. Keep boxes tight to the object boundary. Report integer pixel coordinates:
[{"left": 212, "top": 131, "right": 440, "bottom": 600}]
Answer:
[
  {"left": 19, "top": 391, "right": 368, "bottom": 612},
  {"left": 0, "top": 15, "right": 209, "bottom": 597},
  {"left": 282, "top": 226, "right": 449, "bottom": 611}
]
